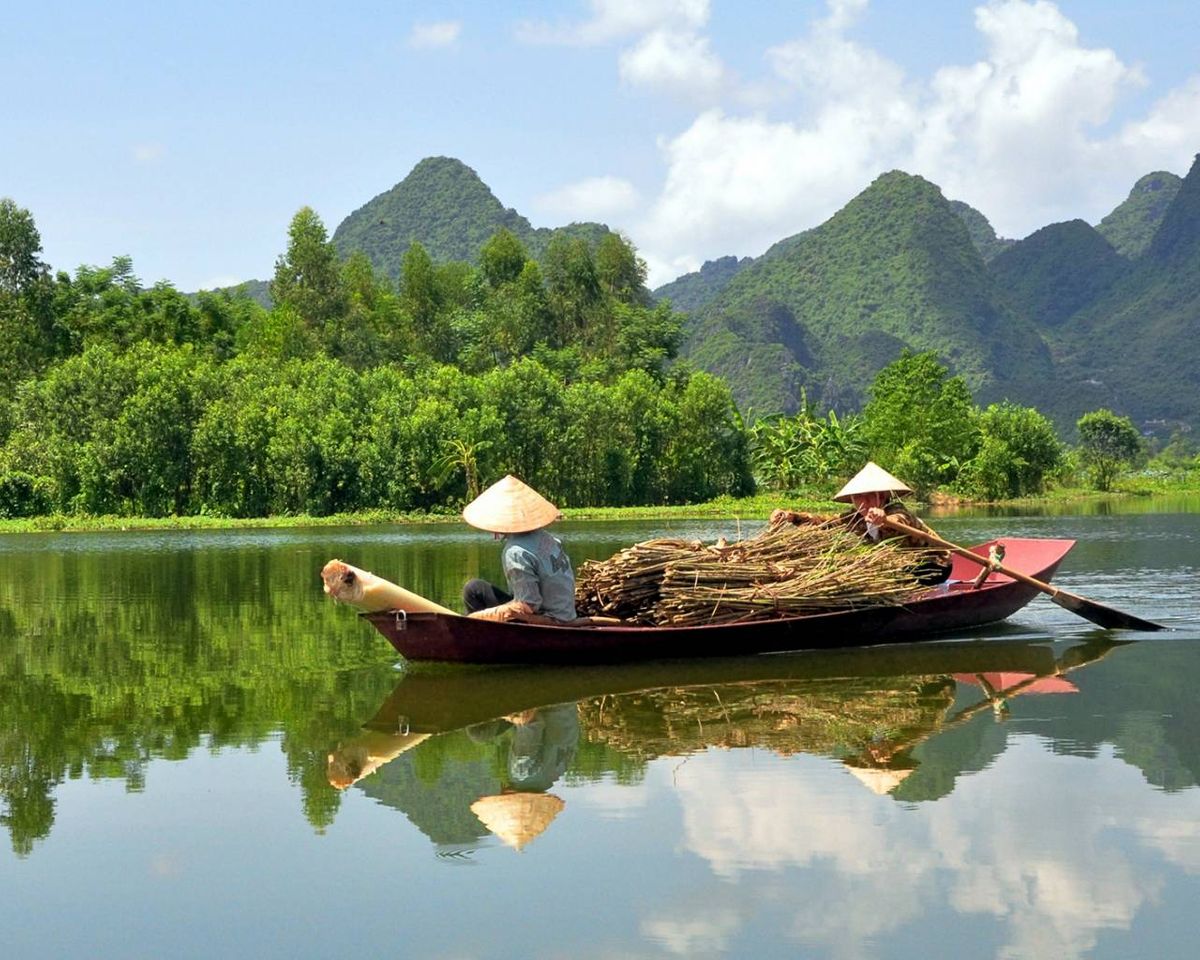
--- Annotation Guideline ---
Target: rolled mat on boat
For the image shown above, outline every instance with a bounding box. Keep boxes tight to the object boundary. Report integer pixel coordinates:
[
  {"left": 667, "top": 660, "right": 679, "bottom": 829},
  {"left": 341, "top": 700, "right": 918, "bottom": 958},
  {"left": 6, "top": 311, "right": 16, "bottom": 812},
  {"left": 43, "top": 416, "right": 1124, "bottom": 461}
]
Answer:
[{"left": 320, "top": 559, "right": 459, "bottom": 616}]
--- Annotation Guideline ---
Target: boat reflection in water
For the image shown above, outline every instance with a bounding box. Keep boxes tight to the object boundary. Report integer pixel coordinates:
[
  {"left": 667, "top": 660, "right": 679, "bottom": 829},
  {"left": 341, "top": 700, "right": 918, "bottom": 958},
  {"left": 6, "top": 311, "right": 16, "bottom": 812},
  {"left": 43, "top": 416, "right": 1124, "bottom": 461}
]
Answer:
[{"left": 327, "top": 637, "right": 1125, "bottom": 853}]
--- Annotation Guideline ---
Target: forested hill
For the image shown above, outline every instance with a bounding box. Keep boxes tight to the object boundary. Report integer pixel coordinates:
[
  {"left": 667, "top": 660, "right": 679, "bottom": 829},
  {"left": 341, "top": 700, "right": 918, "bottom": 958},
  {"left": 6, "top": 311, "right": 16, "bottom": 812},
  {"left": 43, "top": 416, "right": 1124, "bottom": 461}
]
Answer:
[
  {"left": 989, "top": 220, "right": 1131, "bottom": 328},
  {"left": 1096, "top": 171, "right": 1182, "bottom": 258},
  {"left": 652, "top": 255, "right": 751, "bottom": 315},
  {"left": 681, "top": 171, "right": 1054, "bottom": 416},
  {"left": 1047, "top": 154, "right": 1200, "bottom": 427},
  {"left": 331, "top": 156, "right": 611, "bottom": 279}
]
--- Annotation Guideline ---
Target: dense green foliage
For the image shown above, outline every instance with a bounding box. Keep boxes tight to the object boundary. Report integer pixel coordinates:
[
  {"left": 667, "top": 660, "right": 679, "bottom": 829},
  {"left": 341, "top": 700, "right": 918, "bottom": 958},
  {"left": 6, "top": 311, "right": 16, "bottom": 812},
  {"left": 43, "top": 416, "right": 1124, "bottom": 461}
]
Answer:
[
  {"left": 1096, "top": 171, "right": 1182, "bottom": 258},
  {"left": 330, "top": 156, "right": 611, "bottom": 280},
  {"left": 749, "top": 395, "right": 865, "bottom": 492},
  {"left": 684, "top": 171, "right": 1055, "bottom": 416},
  {"left": 748, "top": 353, "right": 1070, "bottom": 500},
  {"left": 1078, "top": 409, "right": 1142, "bottom": 491},
  {"left": 1048, "top": 155, "right": 1200, "bottom": 430},
  {"left": 860, "top": 352, "right": 982, "bottom": 495},
  {"left": 949, "top": 200, "right": 1015, "bottom": 262},
  {"left": 957, "top": 403, "right": 1064, "bottom": 499},
  {"left": 8, "top": 148, "right": 1196, "bottom": 518},
  {"left": 990, "top": 220, "right": 1130, "bottom": 327},
  {"left": 652, "top": 255, "right": 750, "bottom": 314},
  {"left": 0, "top": 202, "right": 752, "bottom": 518}
]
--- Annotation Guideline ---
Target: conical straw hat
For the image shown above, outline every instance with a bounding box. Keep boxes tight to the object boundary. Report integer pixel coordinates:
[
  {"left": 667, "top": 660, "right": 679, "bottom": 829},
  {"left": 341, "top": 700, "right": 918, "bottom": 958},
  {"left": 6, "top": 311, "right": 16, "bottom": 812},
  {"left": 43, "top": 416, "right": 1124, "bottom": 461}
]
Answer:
[
  {"left": 845, "top": 765, "right": 914, "bottom": 795},
  {"left": 470, "top": 792, "right": 565, "bottom": 850},
  {"left": 834, "top": 462, "right": 913, "bottom": 502},
  {"left": 463, "top": 474, "right": 560, "bottom": 533}
]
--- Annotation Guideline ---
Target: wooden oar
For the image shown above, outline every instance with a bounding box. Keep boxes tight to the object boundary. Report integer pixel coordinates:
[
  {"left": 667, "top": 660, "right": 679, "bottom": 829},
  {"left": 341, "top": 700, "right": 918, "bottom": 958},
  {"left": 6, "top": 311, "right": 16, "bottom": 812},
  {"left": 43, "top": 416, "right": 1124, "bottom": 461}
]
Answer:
[{"left": 881, "top": 517, "right": 1167, "bottom": 632}]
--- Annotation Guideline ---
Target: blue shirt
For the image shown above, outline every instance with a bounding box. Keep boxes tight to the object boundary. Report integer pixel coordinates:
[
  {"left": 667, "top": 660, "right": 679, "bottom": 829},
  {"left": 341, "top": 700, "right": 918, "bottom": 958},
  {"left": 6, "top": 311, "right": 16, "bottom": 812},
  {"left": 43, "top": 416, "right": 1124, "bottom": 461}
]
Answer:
[{"left": 502, "top": 529, "right": 576, "bottom": 621}]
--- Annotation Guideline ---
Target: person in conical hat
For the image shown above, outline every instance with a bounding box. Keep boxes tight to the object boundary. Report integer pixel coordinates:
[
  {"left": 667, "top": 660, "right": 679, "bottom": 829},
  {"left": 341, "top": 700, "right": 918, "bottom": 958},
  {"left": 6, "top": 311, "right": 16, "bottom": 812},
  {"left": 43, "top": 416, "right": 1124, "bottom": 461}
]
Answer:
[
  {"left": 461, "top": 475, "right": 577, "bottom": 623},
  {"left": 770, "top": 461, "right": 953, "bottom": 585}
]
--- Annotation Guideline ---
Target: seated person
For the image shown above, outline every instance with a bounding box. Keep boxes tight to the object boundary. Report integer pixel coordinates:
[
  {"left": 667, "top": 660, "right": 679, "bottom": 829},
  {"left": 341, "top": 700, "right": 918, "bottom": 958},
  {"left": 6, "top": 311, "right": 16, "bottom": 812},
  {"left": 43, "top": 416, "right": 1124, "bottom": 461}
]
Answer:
[
  {"left": 461, "top": 474, "right": 577, "bottom": 622},
  {"left": 771, "top": 461, "right": 953, "bottom": 585}
]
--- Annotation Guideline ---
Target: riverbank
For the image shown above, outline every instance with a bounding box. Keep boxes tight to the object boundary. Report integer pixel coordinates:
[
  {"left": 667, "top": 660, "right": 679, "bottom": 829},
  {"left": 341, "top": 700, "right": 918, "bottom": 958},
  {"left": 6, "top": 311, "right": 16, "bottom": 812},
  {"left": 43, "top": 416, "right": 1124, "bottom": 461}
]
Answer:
[
  {"left": 3, "top": 483, "right": 1198, "bottom": 534},
  {"left": 0, "top": 494, "right": 835, "bottom": 534}
]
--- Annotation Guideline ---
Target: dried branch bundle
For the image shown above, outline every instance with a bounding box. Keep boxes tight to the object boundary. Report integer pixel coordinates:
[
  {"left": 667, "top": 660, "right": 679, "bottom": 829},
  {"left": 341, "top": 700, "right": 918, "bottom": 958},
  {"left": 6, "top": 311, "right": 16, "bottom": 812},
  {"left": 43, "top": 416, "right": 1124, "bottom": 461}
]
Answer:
[{"left": 575, "top": 522, "right": 924, "bottom": 626}]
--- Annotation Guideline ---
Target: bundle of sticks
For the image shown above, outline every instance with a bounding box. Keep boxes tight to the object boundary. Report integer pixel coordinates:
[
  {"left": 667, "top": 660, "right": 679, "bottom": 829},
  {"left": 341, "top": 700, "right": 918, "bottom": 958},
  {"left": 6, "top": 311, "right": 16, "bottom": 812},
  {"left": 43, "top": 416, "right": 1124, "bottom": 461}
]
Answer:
[{"left": 575, "top": 520, "right": 924, "bottom": 626}]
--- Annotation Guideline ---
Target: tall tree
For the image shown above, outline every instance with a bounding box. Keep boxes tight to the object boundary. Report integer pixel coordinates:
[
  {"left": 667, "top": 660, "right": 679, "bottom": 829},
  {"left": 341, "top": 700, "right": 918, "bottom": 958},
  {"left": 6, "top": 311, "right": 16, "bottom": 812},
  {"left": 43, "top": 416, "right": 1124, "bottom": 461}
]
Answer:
[
  {"left": 1077, "top": 409, "right": 1141, "bottom": 491},
  {"left": 269, "top": 207, "right": 346, "bottom": 329},
  {"left": 543, "top": 235, "right": 603, "bottom": 349},
  {"left": 595, "top": 232, "right": 650, "bottom": 306},
  {"left": 479, "top": 229, "right": 528, "bottom": 288},
  {"left": 861, "top": 350, "right": 981, "bottom": 493},
  {"left": 0, "top": 199, "right": 57, "bottom": 391},
  {"left": 400, "top": 242, "right": 455, "bottom": 361},
  {"left": 0, "top": 198, "right": 47, "bottom": 295}
]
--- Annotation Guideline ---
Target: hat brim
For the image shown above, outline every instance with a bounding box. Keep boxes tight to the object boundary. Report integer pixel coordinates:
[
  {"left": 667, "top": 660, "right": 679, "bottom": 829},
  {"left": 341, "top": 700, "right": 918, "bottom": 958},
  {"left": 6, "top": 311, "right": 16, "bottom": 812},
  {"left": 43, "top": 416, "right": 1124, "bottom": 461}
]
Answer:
[{"left": 463, "top": 475, "right": 560, "bottom": 533}]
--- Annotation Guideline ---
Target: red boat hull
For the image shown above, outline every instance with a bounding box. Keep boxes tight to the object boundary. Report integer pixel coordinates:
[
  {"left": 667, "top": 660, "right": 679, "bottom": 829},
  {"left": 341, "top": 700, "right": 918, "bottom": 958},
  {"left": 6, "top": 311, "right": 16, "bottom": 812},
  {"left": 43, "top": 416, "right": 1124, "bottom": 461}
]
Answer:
[{"left": 363, "top": 537, "right": 1075, "bottom": 664}]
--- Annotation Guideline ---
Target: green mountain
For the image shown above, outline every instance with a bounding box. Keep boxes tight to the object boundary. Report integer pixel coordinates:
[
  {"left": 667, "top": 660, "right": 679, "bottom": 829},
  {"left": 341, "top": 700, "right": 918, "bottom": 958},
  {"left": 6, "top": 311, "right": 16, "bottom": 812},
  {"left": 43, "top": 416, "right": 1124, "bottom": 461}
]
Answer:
[
  {"left": 989, "top": 220, "right": 1130, "bottom": 327},
  {"left": 684, "top": 171, "right": 1054, "bottom": 414},
  {"left": 1049, "top": 154, "right": 1200, "bottom": 427},
  {"left": 199, "top": 278, "right": 273, "bottom": 308},
  {"left": 331, "top": 156, "right": 611, "bottom": 277},
  {"left": 949, "top": 200, "right": 1015, "bottom": 262},
  {"left": 653, "top": 255, "right": 751, "bottom": 314},
  {"left": 1095, "top": 171, "right": 1182, "bottom": 258}
]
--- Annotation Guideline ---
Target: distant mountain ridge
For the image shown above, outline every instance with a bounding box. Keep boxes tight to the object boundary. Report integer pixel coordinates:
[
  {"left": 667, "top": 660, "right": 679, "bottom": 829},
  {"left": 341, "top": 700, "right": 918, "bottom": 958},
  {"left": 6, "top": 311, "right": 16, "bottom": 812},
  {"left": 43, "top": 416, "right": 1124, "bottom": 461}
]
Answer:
[
  {"left": 655, "top": 157, "right": 1199, "bottom": 432},
  {"left": 683, "top": 171, "right": 1054, "bottom": 415},
  {"left": 1049, "top": 155, "right": 1200, "bottom": 427},
  {"left": 191, "top": 152, "right": 1199, "bottom": 431},
  {"left": 331, "top": 156, "right": 612, "bottom": 278},
  {"left": 1096, "top": 171, "right": 1182, "bottom": 258}
]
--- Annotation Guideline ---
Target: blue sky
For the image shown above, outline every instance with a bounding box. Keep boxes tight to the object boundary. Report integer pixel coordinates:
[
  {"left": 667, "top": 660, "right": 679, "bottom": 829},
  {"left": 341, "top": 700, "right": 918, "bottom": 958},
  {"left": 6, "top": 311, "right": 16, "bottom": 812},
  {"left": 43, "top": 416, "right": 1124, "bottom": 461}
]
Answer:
[{"left": 4, "top": 0, "right": 1199, "bottom": 290}]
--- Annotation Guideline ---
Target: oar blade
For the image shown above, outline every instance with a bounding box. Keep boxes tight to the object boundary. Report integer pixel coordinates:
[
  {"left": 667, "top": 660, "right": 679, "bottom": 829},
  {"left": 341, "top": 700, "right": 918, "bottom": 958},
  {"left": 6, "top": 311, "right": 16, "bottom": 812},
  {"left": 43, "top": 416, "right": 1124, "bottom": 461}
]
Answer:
[{"left": 1051, "top": 590, "right": 1167, "bottom": 632}]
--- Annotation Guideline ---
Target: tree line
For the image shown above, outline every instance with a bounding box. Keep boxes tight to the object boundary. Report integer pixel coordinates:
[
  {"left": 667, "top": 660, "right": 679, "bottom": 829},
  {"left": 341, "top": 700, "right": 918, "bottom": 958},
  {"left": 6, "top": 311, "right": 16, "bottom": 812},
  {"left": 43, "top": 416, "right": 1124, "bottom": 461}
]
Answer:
[
  {"left": 0, "top": 199, "right": 751, "bottom": 517},
  {"left": 750, "top": 350, "right": 1161, "bottom": 499},
  {"left": 0, "top": 195, "right": 1182, "bottom": 519}
]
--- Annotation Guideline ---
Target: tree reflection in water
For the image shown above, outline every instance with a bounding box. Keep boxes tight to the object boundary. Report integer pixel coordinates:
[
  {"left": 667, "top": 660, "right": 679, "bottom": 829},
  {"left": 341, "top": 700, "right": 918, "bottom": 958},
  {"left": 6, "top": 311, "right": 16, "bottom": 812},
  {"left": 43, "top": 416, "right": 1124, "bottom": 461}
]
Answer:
[{"left": 328, "top": 637, "right": 1128, "bottom": 852}]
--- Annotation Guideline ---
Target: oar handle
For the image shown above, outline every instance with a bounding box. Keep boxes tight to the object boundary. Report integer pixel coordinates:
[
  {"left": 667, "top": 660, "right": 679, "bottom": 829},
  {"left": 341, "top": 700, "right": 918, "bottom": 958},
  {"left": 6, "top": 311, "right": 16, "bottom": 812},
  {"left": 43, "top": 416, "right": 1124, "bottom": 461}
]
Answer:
[{"left": 880, "top": 517, "right": 1058, "bottom": 599}]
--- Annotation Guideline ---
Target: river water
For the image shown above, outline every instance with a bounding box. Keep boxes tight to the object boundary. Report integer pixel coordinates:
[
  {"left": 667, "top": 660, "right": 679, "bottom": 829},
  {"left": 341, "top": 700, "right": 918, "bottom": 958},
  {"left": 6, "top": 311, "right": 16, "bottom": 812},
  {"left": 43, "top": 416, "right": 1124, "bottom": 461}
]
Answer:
[{"left": 1, "top": 500, "right": 1198, "bottom": 959}]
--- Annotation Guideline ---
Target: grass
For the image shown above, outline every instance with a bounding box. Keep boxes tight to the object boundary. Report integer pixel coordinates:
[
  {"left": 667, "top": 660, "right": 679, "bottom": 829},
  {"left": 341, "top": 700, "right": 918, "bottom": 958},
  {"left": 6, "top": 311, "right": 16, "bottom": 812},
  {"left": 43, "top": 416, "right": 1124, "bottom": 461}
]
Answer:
[
  {"left": 2, "top": 475, "right": 1198, "bottom": 535},
  {"left": 0, "top": 494, "right": 835, "bottom": 535}
]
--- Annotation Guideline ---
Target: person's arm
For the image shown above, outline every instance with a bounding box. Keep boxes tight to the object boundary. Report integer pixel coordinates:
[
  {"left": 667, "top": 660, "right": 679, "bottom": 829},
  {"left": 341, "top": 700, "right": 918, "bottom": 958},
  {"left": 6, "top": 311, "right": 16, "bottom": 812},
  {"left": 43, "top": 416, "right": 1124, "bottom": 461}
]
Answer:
[
  {"left": 468, "top": 598, "right": 538, "bottom": 621},
  {"left": 874, "top": 506, "right": 952, "bottom": 557},
  {"left": 770, "top": 509, "right": 836, "bottom": 526},
  {"left": 469, "top": 542, "right": 543, "bottom": 621}
]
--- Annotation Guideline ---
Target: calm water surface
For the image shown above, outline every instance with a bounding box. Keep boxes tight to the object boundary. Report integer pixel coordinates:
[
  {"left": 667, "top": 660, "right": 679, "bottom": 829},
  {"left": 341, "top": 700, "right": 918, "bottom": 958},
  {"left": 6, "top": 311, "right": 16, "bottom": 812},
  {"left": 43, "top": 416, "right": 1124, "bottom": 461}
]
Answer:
[{"left": 2, "top": 499, "right": 1199, "bottom": 959}]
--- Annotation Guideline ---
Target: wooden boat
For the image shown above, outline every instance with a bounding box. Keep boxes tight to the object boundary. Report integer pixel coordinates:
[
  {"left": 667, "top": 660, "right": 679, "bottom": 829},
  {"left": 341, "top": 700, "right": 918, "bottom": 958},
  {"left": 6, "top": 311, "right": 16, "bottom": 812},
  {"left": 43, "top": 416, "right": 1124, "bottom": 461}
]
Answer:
[{"left": 362, "top": 537, "right": 1076, "bottom": 664}]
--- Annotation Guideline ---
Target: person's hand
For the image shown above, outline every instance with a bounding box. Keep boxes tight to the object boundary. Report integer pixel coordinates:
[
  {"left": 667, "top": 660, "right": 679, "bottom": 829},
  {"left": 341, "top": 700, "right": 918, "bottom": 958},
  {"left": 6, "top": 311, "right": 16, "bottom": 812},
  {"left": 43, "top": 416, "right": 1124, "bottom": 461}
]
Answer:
[
  {"left": 770, "top": 509, "right": 816, "bottom": 525},
  {"left": 468, "top": 604, "right": 518, "bottom": 622},
  {"left": 865, "top": 506, "right": 887, "bottom": 526}
]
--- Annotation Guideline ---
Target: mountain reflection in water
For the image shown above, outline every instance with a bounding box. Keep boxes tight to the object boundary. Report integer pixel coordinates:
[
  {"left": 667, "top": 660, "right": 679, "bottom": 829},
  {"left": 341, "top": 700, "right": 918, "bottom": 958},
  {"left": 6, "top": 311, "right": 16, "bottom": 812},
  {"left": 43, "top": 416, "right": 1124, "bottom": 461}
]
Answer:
[{"left": 328, "top": 638, "right": 1125, "bottom": 853}]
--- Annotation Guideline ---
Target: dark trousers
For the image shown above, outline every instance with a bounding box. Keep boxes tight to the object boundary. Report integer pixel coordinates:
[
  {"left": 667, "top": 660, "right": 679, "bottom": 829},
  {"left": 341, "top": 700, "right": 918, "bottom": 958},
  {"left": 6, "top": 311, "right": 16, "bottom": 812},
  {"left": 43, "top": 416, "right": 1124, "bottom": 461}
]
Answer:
[{"left": 463, "top": 579, "right": 512, "bottom": 614}]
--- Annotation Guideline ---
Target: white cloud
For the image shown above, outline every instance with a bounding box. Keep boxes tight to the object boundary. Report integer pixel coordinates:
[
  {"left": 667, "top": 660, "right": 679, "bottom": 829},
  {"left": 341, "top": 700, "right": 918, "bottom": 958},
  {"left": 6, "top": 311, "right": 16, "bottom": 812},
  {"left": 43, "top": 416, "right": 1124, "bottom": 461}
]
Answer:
[
  {"left": 621, "top": 0, "right": 1200, "bottom": 286},
  {"left": 516, "top": 0, "right": 710, "bottom": 46},
  {"left": 534, "top": 175, "right": 640, "bottom": 221},
  {"left": 518, "top": 0, "right": 729, "bottom": 104},
  {"left": 408, "top": 20, "right": 462, "bottom": 49},
  {"left": 619, "top": 29, "right": 727, "bottom": 100},
  {"left": 637, "top": 109, "right": 878, "bottom": 286},
  {"left": 641, "top": 906, "right": 743, "bottom": 956},
  {"left": 667, "top": 738, "right": 1196, "bottom": 959},
  {"left": 132, "top": 143, "right": 166, "bottom": 165}
]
